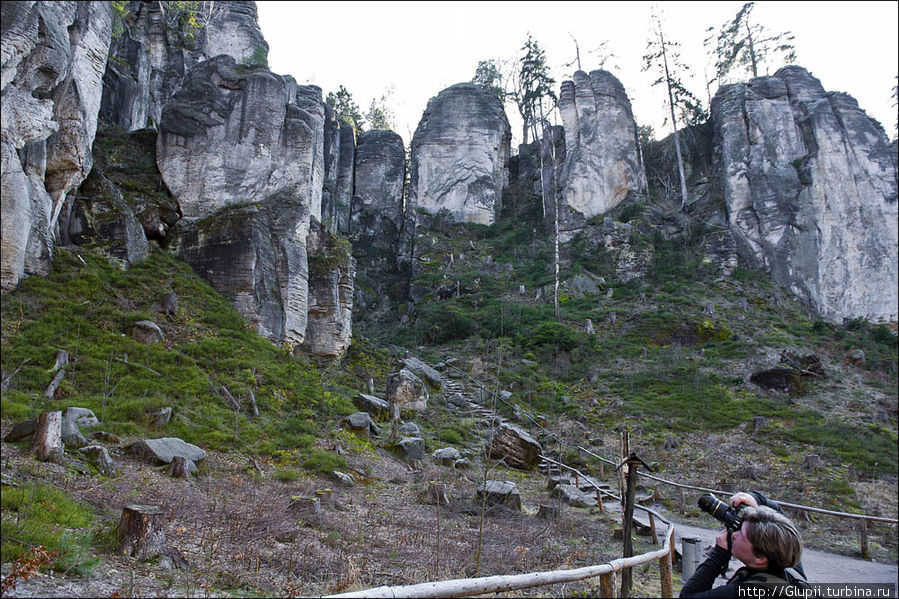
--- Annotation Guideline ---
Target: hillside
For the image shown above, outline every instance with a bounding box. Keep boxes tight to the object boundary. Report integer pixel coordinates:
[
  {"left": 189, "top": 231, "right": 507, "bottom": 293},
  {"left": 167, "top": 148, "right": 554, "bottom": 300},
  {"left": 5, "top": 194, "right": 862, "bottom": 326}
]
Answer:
[{"left": 1, "top": 185, "right": 896, "bottom": 596}]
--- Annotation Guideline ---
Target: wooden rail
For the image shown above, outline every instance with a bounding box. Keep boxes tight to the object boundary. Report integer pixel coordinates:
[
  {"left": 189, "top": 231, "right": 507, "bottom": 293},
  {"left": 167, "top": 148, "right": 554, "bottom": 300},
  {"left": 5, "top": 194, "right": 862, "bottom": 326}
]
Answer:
[{"left": 325, "top": 526, "right": 675, "bottom": 598}]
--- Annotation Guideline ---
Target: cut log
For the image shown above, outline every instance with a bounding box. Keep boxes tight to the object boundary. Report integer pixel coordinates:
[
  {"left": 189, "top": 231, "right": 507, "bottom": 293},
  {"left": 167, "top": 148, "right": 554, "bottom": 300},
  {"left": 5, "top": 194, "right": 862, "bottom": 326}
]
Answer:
[
  {"left": 288, "top": 496, "right": 321, "bottom": 522},
  {"left": 537, "top": 504, "right": 560, "bottom": 520},
  {"left": 166, "top": 456, "right": 190, "bottom": 479},
  {"left": 803, "top": 454, "right": 823, "bottom": 471},
  {"left": 51, "top": 349, "right": 70, "bottom": 373},
  {"left": 119, "top": 504, "right": 167, "bottom": 559},
  {"left": 752, "top": 416, "right": 767, "bottom": 434},
  {"left": 44, "top": 369, "right": 66, "bottom": 399},
  {"left": 246, "top": 389, "right": 259, "bottom": 417},
  {"left": 30, "top": 411, "right": 63, "bottom": 462},
  {"left": 315, "top": 488, "right": 334, "bottom": 508},
  {"left": 424, "top": 482, "right": 449, "bottom": 506}
]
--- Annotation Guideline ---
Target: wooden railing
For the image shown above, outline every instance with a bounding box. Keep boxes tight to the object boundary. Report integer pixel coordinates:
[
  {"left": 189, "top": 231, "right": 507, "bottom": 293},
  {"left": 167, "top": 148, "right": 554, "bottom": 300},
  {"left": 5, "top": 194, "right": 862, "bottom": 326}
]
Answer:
[{"left": 325, "top": 525, "right": 675, "bottom": 598}]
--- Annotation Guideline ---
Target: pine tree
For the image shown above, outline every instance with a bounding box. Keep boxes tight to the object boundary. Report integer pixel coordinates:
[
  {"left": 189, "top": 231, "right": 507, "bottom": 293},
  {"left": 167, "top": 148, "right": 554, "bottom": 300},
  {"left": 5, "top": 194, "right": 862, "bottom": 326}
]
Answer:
[
  {"left": 513, "top": 35, "right": 557, "bottom": 145},
  {"left": 643, "top": 6, "right": 703, "bottom": 210},
  {"left": 326, "top": 85, "right": 364, "bottom": 137},
  {"left": 471, "top": 60, "right": 507, "bottom": 103},
  {"left": 706, "top": 2, "right": 796, "bottom": 84}
]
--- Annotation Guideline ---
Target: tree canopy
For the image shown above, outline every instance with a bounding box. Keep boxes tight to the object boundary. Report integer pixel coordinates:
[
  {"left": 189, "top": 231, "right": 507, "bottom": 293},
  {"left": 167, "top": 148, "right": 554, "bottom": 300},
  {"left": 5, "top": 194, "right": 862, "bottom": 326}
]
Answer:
[
  {"left": 513, "top": 34, "right": 557, "bottom": 145},
  {"left": 326, "top": 85, "right": 365, "bottom": 137}
]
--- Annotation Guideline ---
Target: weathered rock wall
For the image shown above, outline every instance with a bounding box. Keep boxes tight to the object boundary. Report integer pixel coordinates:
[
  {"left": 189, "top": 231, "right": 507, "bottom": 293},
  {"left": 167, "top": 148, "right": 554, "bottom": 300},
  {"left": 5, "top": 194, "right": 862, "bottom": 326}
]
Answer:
[
  {"left": 302, "top": 220, "right": 355, "bottom": 357},
  {"left": 409, "top": 83, "right": 510, "bottom": 225},
  {"left": 100, "top": 0, "right": 268, "bottom": 132},
  {"left": 712, "top": 66, "right": 898, "bottom": 323},
  {"left": 558, "top": 70, "right": 646, "bottom": 229},
  {"left": 1, "top": 0, "right": 113, "bottom": 291}
]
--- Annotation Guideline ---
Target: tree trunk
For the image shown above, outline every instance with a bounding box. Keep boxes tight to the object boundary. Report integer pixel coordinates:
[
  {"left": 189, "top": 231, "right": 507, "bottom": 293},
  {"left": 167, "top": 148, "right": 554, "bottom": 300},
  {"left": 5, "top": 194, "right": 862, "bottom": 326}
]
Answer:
[
  {"left": 119, "top": 504, "right": 167, "bottom": 559},
  {"left": 166, "top": 456, "right": 190, "bottom": 478},
  {"left": 30, "top": 411, "right": 64, "bottom": 462},
  {"left": 660, "top": 30, "right": 689, "bottom": 210},
  {"left": 44, "top": 369, "right": 66, "bottom": 399}
]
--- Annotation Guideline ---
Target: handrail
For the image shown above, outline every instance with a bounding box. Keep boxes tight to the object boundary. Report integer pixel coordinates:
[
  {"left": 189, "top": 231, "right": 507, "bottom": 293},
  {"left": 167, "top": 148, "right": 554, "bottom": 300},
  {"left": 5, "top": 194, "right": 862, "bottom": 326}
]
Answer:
[{"left": 324, "top": 525, "right": 674, "bottom": 598}]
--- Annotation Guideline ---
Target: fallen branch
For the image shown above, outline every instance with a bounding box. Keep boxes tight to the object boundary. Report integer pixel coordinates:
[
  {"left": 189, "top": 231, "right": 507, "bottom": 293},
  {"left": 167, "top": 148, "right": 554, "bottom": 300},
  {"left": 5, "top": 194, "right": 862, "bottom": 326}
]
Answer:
[
  {"left": 1, "top": 358, "right": 31, "bottom": 392},
  {"left": 114, "top": 356, "right": 162, "bottom": 377},
  {"left": 43, "top": 370, "right": 66, "bottom": 399}
]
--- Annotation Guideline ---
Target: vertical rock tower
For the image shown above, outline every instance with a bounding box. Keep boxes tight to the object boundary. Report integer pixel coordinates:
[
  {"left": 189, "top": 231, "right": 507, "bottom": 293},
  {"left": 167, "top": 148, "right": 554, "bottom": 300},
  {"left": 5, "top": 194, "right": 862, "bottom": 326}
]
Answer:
[{"left": 409, "top": 83, "right": 511, "bottom": 225}]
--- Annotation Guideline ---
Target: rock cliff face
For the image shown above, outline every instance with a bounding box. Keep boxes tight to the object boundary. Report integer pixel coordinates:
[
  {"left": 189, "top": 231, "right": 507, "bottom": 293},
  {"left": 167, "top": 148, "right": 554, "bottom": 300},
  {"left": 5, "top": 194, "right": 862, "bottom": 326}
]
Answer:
[
  {"left": 1, "top": 1, "right": 113, "bottom": 291},
  {"left": 100, "top": 0, "right": 268, "bottom": 132},
  {"left": 409, "top": 83, "right": 511, "bottom": 225},
  {"left": 558, "top": 70, "right": 646, "bottom": 229},
  {"left": 712, "top": 66, "right": 898, "bottom": 322},
  {"left": 352, "top": 130, "right": 405, "bottom": 237},
  {"left": 158, "top": 55, "right": 325, "bottom": 348}
]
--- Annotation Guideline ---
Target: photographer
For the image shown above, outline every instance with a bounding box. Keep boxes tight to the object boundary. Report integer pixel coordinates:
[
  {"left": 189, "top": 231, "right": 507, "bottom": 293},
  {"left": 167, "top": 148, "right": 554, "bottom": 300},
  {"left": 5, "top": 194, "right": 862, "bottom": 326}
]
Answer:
[{"left": 680, "top": 491, "right": 806, "bottom": 598}]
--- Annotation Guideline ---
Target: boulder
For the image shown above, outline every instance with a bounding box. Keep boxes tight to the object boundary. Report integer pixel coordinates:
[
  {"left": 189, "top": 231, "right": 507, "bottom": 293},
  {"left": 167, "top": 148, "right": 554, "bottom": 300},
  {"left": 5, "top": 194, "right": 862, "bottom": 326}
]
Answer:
[
  {"left": 4, "top": 420, "right": 37, "bottom": 442},
  {"left": 487, "top": 423, "right": 543, "bottom": 470},
  {"left": 131, "top": 320, "right": 164, "bottom": 344},
  {"left": 432, "top": 447, "right": 461, "bottom": 466},
  {"left": 712, "top": 66, "right": 898, "bottom": 323},
  {"left": 79, "top": 445, "right": 116, "bottom": 476},
  {"left": 400, "top": 357, "right": 442, "bottom": 390},
  {"left": 398, "top": 422, "right": 421, "bottom": 437},
  {"left": 476, "top": 480, "right": 521, "bottom": 511},
  {"left": 127, "top": 437, "right": 206, "bottom": 466},
  {"left": 558, "top": 70, "right": 646, "bottom": 227},
  {"left": 551, "top": 483, "right": 598, "bottom": 508},
  {"left": 341, "top": 412, "right": 381, "bottom": 438},
  {"left": 1, "top": 1, "right": 113, "bottom": 291},
  {"left": 386, "top": 368, "right": 429, "bottom": 413},
  {"left": 351, "top": 393, "right": 390, "bottom": 421},
  {"left": 395, "top": 436, "right": 425, "bottom": 462},
  {"left": 409, "top": 83, "right": 511, "bottom": 225}
]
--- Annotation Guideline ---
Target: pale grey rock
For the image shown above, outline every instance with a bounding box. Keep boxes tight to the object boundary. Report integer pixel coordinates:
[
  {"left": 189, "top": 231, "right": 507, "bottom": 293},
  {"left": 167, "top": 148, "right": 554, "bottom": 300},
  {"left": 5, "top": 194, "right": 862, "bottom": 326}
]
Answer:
[
  {"left": 79, "top": 445, "right": 116, "bottom": 476},
  {"left": 400, "top": 357, "right": 442, "bottom": 390},
  {"left": 100, "top": 0, "right": 268, "bottom": 132},
  {"left": 352, "top": 129, "right": 405, "bottom": 235},
  {"left": 321, "top": 105, "right": 341, "bottom": 233},
  {"left": 487, "top": 423, "right": 543, "bottom": 470},
  {"left": 398, "top": 422, "right": 421, "bottom": 437},
  {"left": 386, "top": 368, "right": 429, "bottom": 412},
  {"left": 476, "top": 480, "right": 521, "bottom": 511},
  {"left": 299, "top": 219, "right": 355, "bottom": 358},
  {"left": 131, "top": 320, "right": 164, "bottom": 344},
  {"left": 1, "top": 1, "right": 113, "bottom": 291},
  {"left": 4, "top": 419, "right": 36, "bottom": 442},
  {"left": 432, "top": 447, "right": 461, "bottom": 465},
  {"left": 409, "top": 83, "right": 511, "bottom": 225},
  {"left": 558, "top": 70, "right": 646, "bottom": 225},
  {"left": 352, "top": 393, "right": 390, "bottom": 421},
  {"left": 552, "top": 483, "right": 598, "bottom": 508},
  {"left": 127, "top": 437, "right": 206, "bottom": 465},
  {"left": 341, "top": 412, "right": 381, "bottom": 438},
  {"left": 712, "top": 66, "right": 898, "bottom": 323},
  {"left": 64, "top": 408, "right": 100, "bottom": 429},
  {"left": 335, "top": 122, "right": 356, "bottom": 233},
  {"left": 395, "top": 436, "right": 425, "bottom": 461}
]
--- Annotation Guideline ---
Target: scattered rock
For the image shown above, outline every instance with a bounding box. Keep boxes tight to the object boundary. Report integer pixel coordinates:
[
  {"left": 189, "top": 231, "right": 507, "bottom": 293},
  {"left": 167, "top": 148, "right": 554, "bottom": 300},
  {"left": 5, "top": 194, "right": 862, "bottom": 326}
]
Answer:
[
  {"left": 386, "top": 368, "right": 429, "bottom": 413},
  {"left": 476, "top": 480, "right": 522, "bottom": 511},
  {"left": 487, "top": 423, "right": 543, "bottom": 470},
  {"left": 126, "top": 438, "right": 206, "bottom": 466},
  {"left": 352, "top": 393, "right": 389, "bottom": 421},
  {"left": 341, "top": 412, "right": 381, "bottom": 438},
  {"left": 131, "top": 320, "right": 164, "bottom": 344},
  {"left": 79, "top": 445, "right": 116, "bottom": 476},
  {"left": 395, "top": 437, "right": 425, "bottom": 462},
  {"left": 432, "top": 447, "right": 462, "bottom": 465}
]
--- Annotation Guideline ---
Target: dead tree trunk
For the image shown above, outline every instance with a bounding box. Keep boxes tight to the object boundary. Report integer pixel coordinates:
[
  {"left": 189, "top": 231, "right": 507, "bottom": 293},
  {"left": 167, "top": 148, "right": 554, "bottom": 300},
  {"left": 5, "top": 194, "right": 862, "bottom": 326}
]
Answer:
[
  {"left": 44, "top": 369, "right": 66, "bottom": 399},
  {"left": 119, "top": 504, "right": 167, "bottom": 559},
  {"left": 166, "top": 456, "right": 190, "bottom": 478},
  {"left": 30, "top": 411, "right": 63, "bottom": 462}
]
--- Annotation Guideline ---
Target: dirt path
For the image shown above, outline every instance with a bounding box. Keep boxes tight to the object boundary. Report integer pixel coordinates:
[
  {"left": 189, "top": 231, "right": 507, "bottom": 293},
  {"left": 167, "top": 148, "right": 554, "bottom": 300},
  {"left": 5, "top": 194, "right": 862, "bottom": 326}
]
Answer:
[{"left": 667, "top": 519, "right": 898, "bottom": 587}]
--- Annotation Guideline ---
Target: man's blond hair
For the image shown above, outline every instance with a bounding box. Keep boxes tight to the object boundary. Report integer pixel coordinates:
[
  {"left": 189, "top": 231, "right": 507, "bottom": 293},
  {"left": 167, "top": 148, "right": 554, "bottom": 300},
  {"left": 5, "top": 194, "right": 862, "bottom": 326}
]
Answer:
[{"left": 742, "top": 505, "right": 803, "bottom": 569}]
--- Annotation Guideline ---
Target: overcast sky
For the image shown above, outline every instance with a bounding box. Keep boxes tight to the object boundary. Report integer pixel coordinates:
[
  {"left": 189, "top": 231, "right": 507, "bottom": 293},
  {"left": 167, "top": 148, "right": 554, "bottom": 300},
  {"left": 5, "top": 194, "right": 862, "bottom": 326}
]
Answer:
[{"left": 257, "top": 1, "right": 898, "bottom": 148}]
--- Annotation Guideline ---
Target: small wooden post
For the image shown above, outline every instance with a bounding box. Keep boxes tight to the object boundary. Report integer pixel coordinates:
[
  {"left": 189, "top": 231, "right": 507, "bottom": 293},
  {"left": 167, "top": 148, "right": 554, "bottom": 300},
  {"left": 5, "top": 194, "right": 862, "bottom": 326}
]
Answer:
[
  {"left": 316, "top": 489, "right": 334, "bottom": 508},
  {"left": 659, "top": 547, "right": 674, "bottom": 598},
  {"left": 119, "top": 504, "right": 167, "bottom": 559},
  {"left": 599, "top": 572, "right": 615, "bottom": 598},
  {"left": 621, "top": 454, "right": 640, "bottom": 598},
  {"left": 30, "top": 411, "right": 63, "bottom": 462},
  {"left": 649, "top": 512, "right": 658, "bottom": 544},
  {"left": 860, "top": 518, "right": 869, "bottom": 559},
  {"left": 595, "top": 487, "right": 604, "bottom": 512}
]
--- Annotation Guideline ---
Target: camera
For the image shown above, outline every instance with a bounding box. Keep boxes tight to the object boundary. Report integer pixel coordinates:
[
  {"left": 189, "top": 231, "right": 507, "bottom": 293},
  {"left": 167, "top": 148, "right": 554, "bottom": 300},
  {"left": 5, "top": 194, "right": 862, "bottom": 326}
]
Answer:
[{"left": 698, "top": 494, "right": 745, "bottom": 532}]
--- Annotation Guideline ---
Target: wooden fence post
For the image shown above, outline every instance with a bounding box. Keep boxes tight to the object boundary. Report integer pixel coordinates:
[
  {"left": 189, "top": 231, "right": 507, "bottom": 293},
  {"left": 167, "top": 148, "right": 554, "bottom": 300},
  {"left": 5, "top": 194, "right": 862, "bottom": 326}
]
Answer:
[
  {"left": 659, "top": 550, "right": 674, "bottom": 598},
  {"left": 860, "top": 518, "right": 869, "bottom": 559},
  {"left": 599, "top": 572, "right": 615, "bottom": 598}
]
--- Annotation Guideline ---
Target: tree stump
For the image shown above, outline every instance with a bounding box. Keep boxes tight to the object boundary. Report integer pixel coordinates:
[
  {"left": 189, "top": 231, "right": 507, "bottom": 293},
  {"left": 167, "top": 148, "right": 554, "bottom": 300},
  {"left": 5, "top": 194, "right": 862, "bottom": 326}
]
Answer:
[
  {"left": 43, "top": 369, "right": 66, "bottom": 399},
  {"left": 119, "top": 504, "right": 167, "bottom": 559},
  {"left": 803, "top": 454, "right": 823, "bottom": 471},
  {"left": 752, "top": 416, "right": 767, "bottom": 434},
  {"left": 30, "top": 411, "right": 63, "bottom": 462},
  {"left": 537, "top": 504, "right": 560, "bottom": 520},
  {"left": 288, "top": 496, "right": 321, "bottom": 522},
  {"left": 427, "top": 482, "right": 450, "bottom": 506},
  {"left": 664, "top": 436, "right": 679, "bottom": 451},
  {"left": 315, "top": 488, "right": 334, "bottom": 508},
  {"left": 166, "top": 456, "right": 190, "bottom": 479}
]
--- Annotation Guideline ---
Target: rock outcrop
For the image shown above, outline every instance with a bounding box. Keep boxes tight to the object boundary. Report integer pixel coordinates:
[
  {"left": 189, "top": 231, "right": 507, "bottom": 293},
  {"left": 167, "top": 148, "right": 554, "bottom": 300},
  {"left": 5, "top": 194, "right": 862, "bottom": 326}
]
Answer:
[
  {"left": 352, "top": 130, "right": 405, "bottom": 237},
  {"left": 558, "top": 70, "right": 646, "bottom": 229},
  {"left": 159, "top": 56, "right": 327, "bottom": 349},
  {"left": 712, "top": 66, "right": 898, "bottom": 323},
  {"left": 301, "top": 220, "right": 355, "bottom": 358},
  {"left": 409, "top": 83, "right": 511, "bottom": 225},
  {"left": 100, "top": 0, "right": 268, "bottom": 132},
  {"left": 1, "top": 1, "right": 113, "bottom": 291}
]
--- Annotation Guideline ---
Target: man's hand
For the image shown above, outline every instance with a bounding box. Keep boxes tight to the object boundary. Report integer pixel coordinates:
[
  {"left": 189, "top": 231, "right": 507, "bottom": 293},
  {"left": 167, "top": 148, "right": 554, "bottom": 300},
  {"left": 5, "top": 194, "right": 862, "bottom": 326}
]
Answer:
[
  {"left": 729, "top": 492, "right": 758, "bottom": 509},
  {"left": 714, "top": 528, "right": 730, "bottom": 550}
]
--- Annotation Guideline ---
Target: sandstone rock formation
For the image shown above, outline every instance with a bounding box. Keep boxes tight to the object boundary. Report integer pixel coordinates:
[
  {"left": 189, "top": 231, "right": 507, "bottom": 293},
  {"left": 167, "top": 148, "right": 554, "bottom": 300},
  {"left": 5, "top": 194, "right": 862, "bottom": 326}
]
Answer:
[
  {"left": 487, "top": 423, "right": 543, "bottom": 470},
  {"left": 352, "top": 130, "right": 405, "bottom": 236},
  {"left": 159, "top": 56, "right": 326, "bottom": 349},
  {"left": 558, "top": 70, "right": 646, "bottom": 229},
  {"left": 301, "top": 220, "right": 355, "bottom": 358},
  {"left": 100, "top": 0, "right": 268, "bottom": 132},
  {"left": 2, "top": 1, "right": 113, "bottom": 290},
  {"left": 712, "top": 66, "right": 898, "bottom": 323},
  {"left": 409, "top": 83, "right": 511, "bottom": 225}
]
